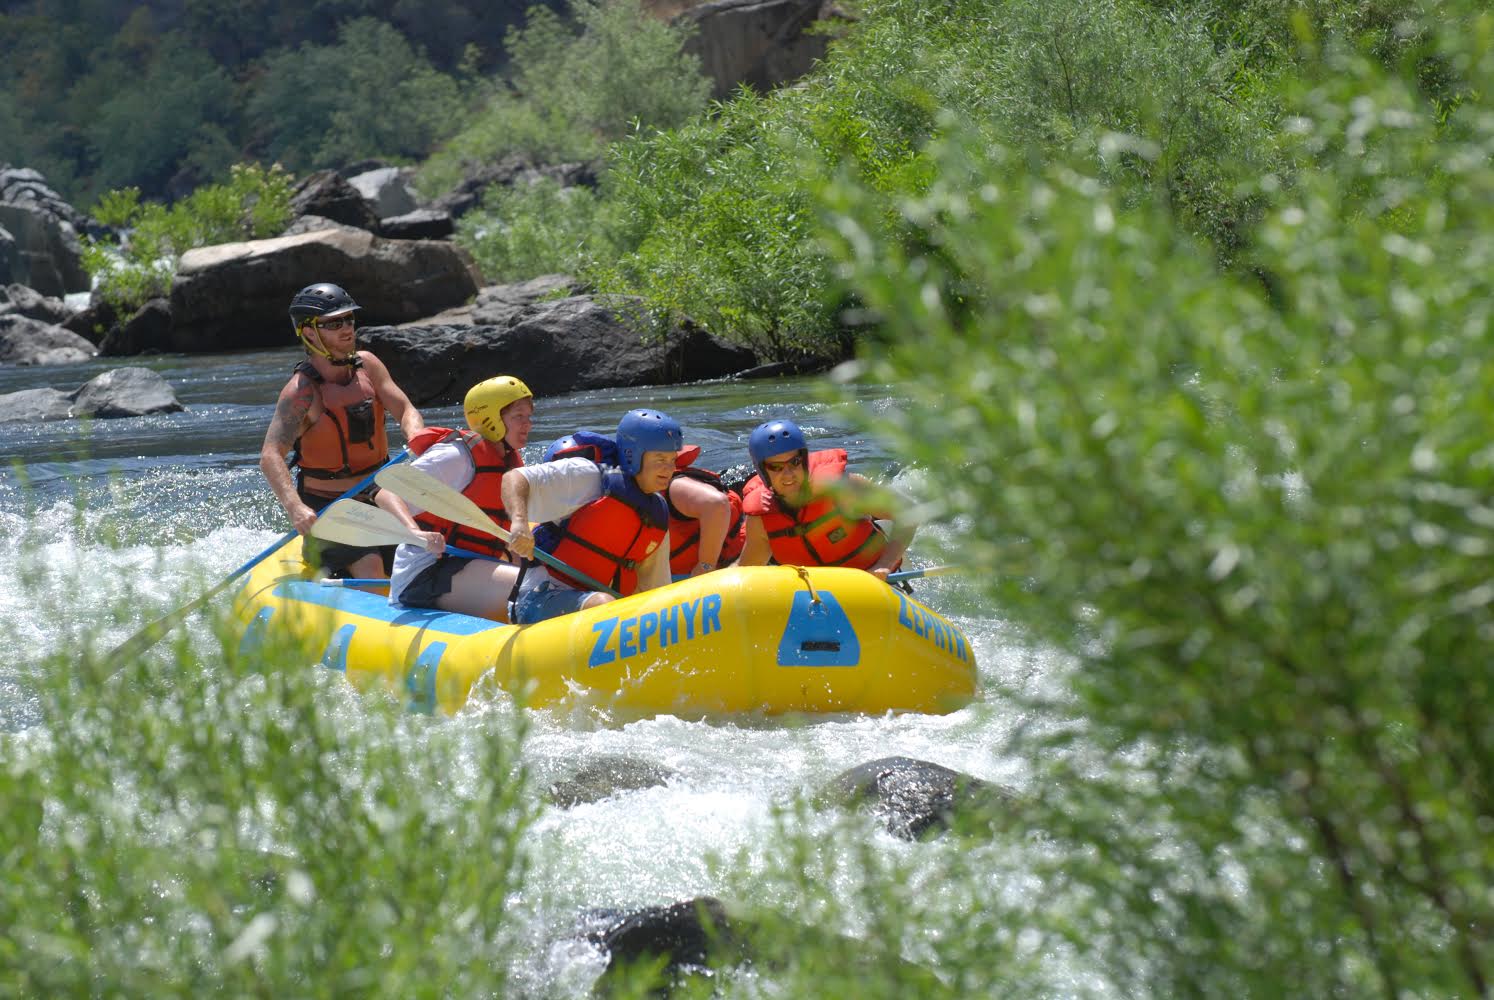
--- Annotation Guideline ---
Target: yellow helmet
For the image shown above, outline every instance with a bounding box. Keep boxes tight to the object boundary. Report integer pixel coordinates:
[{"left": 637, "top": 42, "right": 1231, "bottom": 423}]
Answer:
[{"left": 464, "top": 375, "right": 533, "bottom": 442}]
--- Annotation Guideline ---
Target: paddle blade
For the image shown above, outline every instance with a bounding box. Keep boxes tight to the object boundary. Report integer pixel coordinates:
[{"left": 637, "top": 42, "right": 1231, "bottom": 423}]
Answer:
[
  {"left": 311, "top": 500, "right": 424, "bottom": 548},
  {"left": 376, "top": 464, "right": 510, "bottom": 542}
]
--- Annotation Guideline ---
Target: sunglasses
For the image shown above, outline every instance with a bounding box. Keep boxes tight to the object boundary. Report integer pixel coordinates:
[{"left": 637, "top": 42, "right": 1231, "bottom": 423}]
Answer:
[
  {"left": 317, "top": 316, "right": 355, "bottom": 332},
  {"left": 763, "top": 455, "right": 805, "bottom": 475}
]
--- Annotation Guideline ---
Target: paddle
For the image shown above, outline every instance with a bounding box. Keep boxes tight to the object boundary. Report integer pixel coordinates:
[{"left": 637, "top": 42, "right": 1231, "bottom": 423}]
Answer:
[
  {"left": 886, "top": 564, "right": 962, "bottom": 583},
  {"left": 310, "top": 500, "right": 500, "bottom": 562},
  {"left": 375, "top": 464, "right": 623, "bottom": 599},
  {"left": 109, "top": 449, "right": 411, "bottom": 663}
]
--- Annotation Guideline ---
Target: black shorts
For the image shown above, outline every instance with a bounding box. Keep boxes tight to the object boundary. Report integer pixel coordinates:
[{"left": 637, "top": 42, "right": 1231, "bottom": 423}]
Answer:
[
  {"left": 300, "top": 485, "right": 394, "bottom": 578},
  {"left": 397, "top": 557, "right": 469, "bottom": 608}
]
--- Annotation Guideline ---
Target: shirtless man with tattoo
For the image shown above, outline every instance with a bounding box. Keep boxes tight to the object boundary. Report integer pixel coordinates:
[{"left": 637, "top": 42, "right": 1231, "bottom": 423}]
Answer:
[{"left": 258, "top": 282, "right": 426, "bottom": 579}]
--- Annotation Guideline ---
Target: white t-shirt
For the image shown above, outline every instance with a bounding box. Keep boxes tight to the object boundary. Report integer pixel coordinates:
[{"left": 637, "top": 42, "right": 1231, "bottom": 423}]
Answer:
[
  {"left": 513, "top": 457, "right": 607, "bottom": 594},
  {"left": 386, "top": 440, "right": 478, "bottom": 605}
]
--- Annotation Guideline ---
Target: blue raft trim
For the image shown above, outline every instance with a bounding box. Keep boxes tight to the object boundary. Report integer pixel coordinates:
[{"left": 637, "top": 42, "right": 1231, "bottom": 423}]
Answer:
[{"left": 270, "top": 580, "right": 504, "bottom": 637}]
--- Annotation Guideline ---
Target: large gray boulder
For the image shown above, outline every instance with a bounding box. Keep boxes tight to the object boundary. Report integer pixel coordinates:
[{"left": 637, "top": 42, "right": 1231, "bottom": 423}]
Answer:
[
  {"left": 97, "top": 298, "right": 173, "bottom": 356},
  {"left": 358, "top": 293, "right": 757, "bottom": 405},
  {"left": 288, "top": 170, "right": 381, "bottom": 232},
  {"left": 346, "top": 166, "right": 418, "bottom": 220},
  {"left": 0, "top": 167, "right": 93, "bottom": 296},
  {"left": 0, "top": 314, "right": 97, "bottom": 365},
  {"left": 0, "top": 387, "right": 73, "bottom": 422},
  {"left": 71, "top": 366, "right": 184, "bottom": 418},
  {"left": 0, "top": 366, "right": 183, "bottom": 423},
  {"left": 0, "top": 283, "right": 71, "bottom": 325},
  {"left": 677, "top": 0, "right": 842, "bottom": 99},
  {"left": 166, "top": 227, "right": 483, "bottom": 353},
  {"left": 378, "top": 209, "right": 453, "bottom": 241}
]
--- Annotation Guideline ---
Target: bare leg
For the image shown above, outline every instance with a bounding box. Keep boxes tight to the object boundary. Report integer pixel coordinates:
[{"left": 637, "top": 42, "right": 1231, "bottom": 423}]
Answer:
[
  {"left": 580, "top": 592, "right": 615, "bottom": 611},
  {"left": 435, "top": 560, "right": 521, "bottom": 622},
  {"left": 348, "top": 551, "right": 386, "bottom": 579}
]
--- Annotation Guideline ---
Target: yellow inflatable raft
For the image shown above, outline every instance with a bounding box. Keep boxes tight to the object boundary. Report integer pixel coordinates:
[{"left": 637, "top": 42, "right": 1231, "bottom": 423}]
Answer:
[{"left": 232, "top": 538, "right": 977, "bottom": 717}]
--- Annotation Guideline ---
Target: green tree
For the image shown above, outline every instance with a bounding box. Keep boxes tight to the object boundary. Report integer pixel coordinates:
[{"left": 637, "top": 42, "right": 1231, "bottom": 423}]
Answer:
[
  {"left": 83, "top": 37, "right": 239, "bottom": 197},
  {"left": 247, "top": 17, "right": 464, "bottom": 172},
  {"left": 420, "top": 0, "right": 711, "bottom": 194}
]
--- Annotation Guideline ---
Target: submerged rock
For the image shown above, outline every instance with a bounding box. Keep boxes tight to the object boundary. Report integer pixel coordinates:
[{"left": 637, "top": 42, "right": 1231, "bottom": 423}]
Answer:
[
  {"left": 825, "top": 755, "right": 1018, "bottom": 840},
  {"left": 548, "top": 754, "right": 678, "bottom": 808}
]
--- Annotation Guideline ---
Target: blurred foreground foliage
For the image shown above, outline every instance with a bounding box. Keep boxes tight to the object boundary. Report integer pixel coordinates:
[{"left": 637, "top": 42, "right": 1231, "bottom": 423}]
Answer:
[
  {"left": 696, "top": 4, "right": 1493, "bottom": 997},
  {"left": 0, "top": 597, "right": 532, "bottom": 995}
]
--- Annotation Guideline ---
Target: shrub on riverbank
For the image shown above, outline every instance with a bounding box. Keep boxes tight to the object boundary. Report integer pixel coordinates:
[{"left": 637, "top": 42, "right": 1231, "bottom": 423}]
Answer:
[
  {"left": 535, "top": 0, "right": 1283, "bottom": 361},
  {"left": 82, "top": 164, "right": 294, "bottom": 314}
]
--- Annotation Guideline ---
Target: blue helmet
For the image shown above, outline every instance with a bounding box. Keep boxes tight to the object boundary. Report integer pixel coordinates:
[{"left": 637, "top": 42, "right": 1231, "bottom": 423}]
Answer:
[
  {"left": 615, "top": 409, "right": 683, "bottom": 475},
  {"left": 543, "top": 430, "right": 617, "bottom": 465},
  {"left": 748, "top": 419, "right": 808, "bottom": 471}
]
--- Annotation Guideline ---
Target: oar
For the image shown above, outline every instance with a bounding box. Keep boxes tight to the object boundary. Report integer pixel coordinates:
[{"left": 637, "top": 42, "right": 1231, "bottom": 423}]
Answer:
[
  {"left": 886, "top": 564, "right": 962, "bottom": 583},
  {"left": 376, "top": 464, "right": 623, "bottom": 599},
  {"left": 109, "top": 449, "right": 411, "bottom": 662},
  {"left": 310, "top": 500, "right": 500, "bottom": 562}
]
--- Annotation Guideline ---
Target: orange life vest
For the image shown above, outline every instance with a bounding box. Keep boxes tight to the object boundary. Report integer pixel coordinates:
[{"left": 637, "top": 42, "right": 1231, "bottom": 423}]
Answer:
[
  {"left": 536, "top": 469, "right": 669, "bottom": 595},
  {"left": 740, "top": 449, "right": 888, "bottom": 570},
  {"left": 293, "top": 357, "right": 388, "bottom": 486},
  {"left": 666, "top": 465, "right": 746, "bottom": 574},
  {"left": 406, "top": 426, "right": 523, "bottom": 558}
]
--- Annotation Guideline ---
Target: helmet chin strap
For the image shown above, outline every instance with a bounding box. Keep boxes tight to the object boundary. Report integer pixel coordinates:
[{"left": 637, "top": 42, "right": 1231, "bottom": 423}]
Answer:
[{"left": 298, "top": 322, "right": 359, "bottom": 366}]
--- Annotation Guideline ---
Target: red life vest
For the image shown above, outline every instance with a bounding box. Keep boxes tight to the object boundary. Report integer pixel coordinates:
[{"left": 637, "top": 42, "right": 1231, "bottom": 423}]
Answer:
[
  {"left": 293, "top": 357, "right": 388, "bottom": 486},
  {"left": 536, "top": 469, "right": 669, "bottom": 595},
  {"left": 406, "top": 426, "right": 523, "bottom": 558},
  {"left": 740, "top": 449, "right": 888, "bottom": 570},
  {"left": 666, "top": 465, "right": 745, "bottom": 574}
]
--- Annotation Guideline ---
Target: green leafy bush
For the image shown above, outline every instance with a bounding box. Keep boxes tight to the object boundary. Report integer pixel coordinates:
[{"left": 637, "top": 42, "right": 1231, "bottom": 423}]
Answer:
[
  {"left": 417, "top": 0, "right": 711, "bottom": 196},
  {"left": 455, "top": 176, "right": 616, "bottom": 283},
  {"left": 750, "top": 4, "right": 1492, "bottom": 995},
  {"left": 82, "top": 164, "right": 294, "bottom": 314}
]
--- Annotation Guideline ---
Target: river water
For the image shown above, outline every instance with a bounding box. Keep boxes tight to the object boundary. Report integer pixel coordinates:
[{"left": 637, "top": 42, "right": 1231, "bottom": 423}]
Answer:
[{"left": 0, "top": 347, "right": 1054, "bottom": 992}]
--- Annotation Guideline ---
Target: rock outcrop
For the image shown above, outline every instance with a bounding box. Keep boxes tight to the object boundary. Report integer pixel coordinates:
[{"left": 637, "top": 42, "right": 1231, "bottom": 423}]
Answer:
[
  {"left": 358, "top": 294, "right": 756, "bottom": 406},
  {"left": 0, "top": 167, "right": 94, "bottom": 296},
  {"left": 677, "top": 0, "right": 846, "bottom": 99},
  {"left": 548, "top": 755, "right": 678, "bottom": 808},
  {"left": 0, "top": 314, "right": 97, "bottom": 365},
  {"left": 159, "top": 227, "right": 482, "bottom": 354},
  {"left": 0, "top": 366, "right": 183, "bottom": 423}
]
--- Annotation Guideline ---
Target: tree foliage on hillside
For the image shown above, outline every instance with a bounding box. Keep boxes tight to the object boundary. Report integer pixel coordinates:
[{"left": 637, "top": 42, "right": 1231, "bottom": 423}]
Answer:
[
  {"left": 420, "top": 0, "right": 711, "bottom": 194},
  {"left": 248, "top": 18, "right": 466, "bottom": 172},
  {"left": 0, "top": 0, "right": 562, "bottom": 203}
]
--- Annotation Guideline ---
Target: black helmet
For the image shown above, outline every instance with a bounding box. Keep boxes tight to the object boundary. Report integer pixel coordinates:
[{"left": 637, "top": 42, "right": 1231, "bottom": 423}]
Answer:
[{"left": 289, "top": 283, "right": 360, "bottom": 327}]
